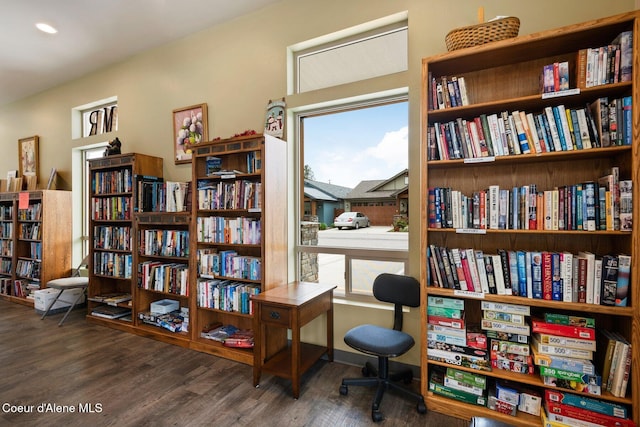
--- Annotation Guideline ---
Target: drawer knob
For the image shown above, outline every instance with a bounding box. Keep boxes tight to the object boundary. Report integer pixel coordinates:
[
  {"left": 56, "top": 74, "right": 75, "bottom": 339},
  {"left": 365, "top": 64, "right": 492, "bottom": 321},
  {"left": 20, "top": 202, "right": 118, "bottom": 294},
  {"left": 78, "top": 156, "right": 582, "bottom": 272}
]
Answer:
[{"left": 270, "top": 311, "right": 280, "bottom": 319}]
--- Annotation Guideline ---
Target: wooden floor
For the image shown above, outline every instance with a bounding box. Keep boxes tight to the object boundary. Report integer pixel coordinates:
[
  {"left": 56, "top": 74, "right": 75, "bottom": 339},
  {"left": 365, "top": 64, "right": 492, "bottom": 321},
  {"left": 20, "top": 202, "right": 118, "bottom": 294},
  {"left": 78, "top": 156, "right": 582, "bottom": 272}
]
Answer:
[{"left": 0, "top": 300, "right": 470, "bottom": 427}]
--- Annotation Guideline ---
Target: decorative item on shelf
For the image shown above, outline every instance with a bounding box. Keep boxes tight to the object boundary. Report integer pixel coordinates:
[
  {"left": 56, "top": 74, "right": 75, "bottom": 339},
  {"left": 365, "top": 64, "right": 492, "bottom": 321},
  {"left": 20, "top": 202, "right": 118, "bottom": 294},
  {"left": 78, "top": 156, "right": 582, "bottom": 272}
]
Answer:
[
  {"left": 445, "top": 7, "right": 520, "bottom": 51},
  {"left": 104, "top": 137, "right": 122, "bottom": 156},
  {"left": 233, "top": 129, "right": 257, "bottom": 138},
  {"left": 18, "top": 135, "right": 39, "bottom": 182},
  {"left": 264, "top": 98, "right": 285, "bottom": 139},
  {"left": 173, "top": 103, "right": 208, "bottom": 164}
]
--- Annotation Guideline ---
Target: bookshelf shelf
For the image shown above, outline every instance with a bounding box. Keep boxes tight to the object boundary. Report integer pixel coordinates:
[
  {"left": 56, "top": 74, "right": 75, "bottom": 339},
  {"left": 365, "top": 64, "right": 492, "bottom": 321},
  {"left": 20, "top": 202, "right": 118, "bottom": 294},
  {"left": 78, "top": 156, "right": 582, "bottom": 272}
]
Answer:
[{"left": 420, "top": 11, "right": 639, "bottom": 426}]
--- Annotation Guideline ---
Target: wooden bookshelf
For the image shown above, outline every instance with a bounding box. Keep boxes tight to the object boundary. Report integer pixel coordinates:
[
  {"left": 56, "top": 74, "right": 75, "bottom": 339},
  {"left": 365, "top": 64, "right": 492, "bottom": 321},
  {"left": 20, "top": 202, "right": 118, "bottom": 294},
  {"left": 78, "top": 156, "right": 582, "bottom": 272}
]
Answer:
[
  {"left": 190, "top": 133, "right": 288, "bottom": 365},
  {"left": 86, "top": 153, "right": 163, "bottom": 331},
  {"left": 0, "top": 190, "right": 71, "bottom": 307},
  {"left": 420, "top": 11, "right": 639, "bottom": 426}
]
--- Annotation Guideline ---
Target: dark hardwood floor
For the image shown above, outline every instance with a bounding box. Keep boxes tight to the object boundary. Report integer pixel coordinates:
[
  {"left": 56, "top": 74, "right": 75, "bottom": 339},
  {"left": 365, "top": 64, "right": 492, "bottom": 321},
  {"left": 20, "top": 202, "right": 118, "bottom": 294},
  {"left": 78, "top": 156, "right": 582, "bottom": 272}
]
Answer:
[{"left": 0, "top": 300, "right": 470, "bottom": 427}]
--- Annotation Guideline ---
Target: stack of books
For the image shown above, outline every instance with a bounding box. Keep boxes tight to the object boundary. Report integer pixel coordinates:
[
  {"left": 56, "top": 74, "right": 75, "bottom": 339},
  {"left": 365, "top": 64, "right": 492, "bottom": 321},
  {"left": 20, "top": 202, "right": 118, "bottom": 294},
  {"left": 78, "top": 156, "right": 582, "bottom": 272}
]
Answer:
[
  {"left": 543, "top": 389, "right": 634, "bottom": 426},
  {"left": 428, "top": 367, "right": 486, "bottom": 407},
  {"left": 531, "top": 314, "right": 600, "bottom": 396},
  {"left": 426, "top": 296, "right": 490, "bottom": 372}
]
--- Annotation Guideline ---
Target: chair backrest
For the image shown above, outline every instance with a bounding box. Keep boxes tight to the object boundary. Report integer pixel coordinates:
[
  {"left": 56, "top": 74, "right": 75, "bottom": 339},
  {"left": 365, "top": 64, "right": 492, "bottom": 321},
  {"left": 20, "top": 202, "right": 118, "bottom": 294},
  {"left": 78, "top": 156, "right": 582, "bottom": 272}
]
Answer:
[
  {"left": 372, "top": 273, "right": 420, "bottom": 331},
  {"left": 72, "top": 255, "right": 90, "bottom": 277}
]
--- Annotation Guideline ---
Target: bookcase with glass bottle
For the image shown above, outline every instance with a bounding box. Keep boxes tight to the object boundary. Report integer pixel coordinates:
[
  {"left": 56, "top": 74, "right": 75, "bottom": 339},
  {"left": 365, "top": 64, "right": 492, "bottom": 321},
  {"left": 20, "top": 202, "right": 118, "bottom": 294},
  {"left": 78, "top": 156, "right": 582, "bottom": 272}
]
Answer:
[
  {"left": 190, "top": 133, "right": 287, "bottom": 365},
  {"left": 86, "top": 153, "right": 163, "bottom": 331},
  {"left": 420, "top": 11, "right": 639, "bottom": 426},
  {"left": 0, "top": 190, "right": 71, "bottom": 306}
]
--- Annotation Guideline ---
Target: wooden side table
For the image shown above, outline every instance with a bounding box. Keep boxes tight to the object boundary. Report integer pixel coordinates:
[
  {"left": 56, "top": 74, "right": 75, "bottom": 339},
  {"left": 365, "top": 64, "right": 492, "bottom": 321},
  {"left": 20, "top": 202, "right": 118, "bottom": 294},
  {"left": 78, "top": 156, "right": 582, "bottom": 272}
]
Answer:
[{"left": 252, "top": 281, "right": 336, "bottom": 398}]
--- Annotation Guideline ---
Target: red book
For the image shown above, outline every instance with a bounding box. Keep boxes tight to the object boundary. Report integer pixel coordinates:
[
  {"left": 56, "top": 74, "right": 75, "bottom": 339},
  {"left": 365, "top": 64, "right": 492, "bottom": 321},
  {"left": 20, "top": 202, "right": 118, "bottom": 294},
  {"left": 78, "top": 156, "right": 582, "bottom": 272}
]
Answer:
[
  {"left": 541, "top": 251, "right": 553, "bottom": 300},
  {"left": 531, "top": 318, "right": 596, "bottom": 340},
  {"left": 576, "top": 256, "right": 588, "bottom": 303},
  {"left": 545, "top": 400, "right": 635, "bottom": 427},
  {"left": 459, "top": 250, "right": 476, "bottom": 292}
]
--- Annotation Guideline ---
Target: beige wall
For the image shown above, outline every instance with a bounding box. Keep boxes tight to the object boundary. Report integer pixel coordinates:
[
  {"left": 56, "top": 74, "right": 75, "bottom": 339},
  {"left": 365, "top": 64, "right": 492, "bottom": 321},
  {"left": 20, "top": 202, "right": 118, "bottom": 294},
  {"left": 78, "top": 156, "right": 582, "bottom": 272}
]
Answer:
[{"left": 0, "top": 0, "right": 635, "bottom": 365}]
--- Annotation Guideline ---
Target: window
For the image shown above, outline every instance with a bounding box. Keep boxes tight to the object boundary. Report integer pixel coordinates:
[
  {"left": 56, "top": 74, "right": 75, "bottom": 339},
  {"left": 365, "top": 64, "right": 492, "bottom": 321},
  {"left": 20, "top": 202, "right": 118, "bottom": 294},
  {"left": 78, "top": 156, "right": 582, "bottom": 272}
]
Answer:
[
  {"left": 297, "top": 100, "right": 409, "bottom": 301},
  {"left": 289, "top": 12, "right": 408, "bottom": 94}
]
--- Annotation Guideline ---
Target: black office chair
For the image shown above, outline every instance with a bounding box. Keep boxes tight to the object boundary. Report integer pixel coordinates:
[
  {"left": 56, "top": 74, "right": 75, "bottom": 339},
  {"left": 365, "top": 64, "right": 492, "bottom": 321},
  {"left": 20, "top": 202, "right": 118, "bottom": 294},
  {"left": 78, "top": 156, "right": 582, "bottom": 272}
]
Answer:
[{"left": 339, "top": 273, "right": 427, "bottom": 422}]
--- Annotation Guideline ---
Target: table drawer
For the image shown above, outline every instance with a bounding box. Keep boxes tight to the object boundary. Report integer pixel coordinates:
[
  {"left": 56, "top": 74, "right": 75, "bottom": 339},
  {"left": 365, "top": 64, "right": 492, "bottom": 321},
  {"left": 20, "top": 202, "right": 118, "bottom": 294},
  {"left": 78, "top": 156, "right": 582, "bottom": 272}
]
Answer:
[{"left": 261, "top": 304, "right": 291, "bottom": 327}]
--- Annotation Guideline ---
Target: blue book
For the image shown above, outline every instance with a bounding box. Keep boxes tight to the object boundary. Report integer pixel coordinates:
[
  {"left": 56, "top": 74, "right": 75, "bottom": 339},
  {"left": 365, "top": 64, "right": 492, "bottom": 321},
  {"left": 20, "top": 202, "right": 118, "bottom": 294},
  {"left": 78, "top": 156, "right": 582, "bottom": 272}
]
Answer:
[
  {"left": 552, "top": 106, "right": 568, "bottom": 150},
  {"left": 517, "top": 250, "right": 528, "bottom": 297},
  {"left": 615, "top": 254, "right": 631, "bottom": 307},
  {"left": 622, "top": 96, "right": 632, "bottom": 145},
  {"left": 530, "top": 251, "right": 543, "bottom": 299}
]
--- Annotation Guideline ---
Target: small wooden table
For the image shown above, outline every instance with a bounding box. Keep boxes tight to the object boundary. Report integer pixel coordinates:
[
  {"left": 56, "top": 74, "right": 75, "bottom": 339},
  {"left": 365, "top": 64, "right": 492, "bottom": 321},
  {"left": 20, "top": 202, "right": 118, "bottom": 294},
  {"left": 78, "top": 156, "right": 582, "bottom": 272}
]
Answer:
[{"left": 252, "top": 281, "right": 336, "bottom": 399}]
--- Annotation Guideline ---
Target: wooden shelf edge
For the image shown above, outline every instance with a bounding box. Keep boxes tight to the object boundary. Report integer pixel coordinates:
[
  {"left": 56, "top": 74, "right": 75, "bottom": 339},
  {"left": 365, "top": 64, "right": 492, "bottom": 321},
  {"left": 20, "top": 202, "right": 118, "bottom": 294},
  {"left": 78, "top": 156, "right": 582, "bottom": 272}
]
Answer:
[
  {"left": 426, "top": 393, "right": 540, "bottom": 427},
  {"left": 425, "top": 287, "right": 635, "bottom": 316}
]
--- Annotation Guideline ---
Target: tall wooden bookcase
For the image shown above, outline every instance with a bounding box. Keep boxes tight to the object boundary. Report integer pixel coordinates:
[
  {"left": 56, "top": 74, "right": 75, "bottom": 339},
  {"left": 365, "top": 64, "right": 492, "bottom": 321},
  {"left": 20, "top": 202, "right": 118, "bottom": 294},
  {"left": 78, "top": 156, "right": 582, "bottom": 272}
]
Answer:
[
  {"left": 86, "top": 153, "right": 163, "bottom": 331},
  {"left": 0, "top": 190, "right": 71, "bottom": 306},
  {"left": 420, "top": 12, "right": 639, "bottom": 426},
  {"left": 190, "top": 133, "right": 288, "bottom": 365}
]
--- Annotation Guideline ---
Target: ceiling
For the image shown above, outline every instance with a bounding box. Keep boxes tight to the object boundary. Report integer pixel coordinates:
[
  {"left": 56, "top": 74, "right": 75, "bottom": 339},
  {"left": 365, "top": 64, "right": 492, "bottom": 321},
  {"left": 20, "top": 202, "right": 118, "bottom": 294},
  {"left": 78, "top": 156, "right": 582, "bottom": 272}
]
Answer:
[{"left": 0, "top": 0, "right": 281, "bottom": 107}]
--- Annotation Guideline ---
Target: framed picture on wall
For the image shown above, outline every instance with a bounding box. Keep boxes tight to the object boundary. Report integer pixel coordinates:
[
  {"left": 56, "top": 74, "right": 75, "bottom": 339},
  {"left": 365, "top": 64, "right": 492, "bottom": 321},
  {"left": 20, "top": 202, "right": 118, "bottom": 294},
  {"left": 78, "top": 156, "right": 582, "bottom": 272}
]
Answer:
[
  {"left": 18, "top": 135, "right": 39, "bottom": 179},
  {"left": 173, "top": 103, "right": 208, "bottom": 164}
]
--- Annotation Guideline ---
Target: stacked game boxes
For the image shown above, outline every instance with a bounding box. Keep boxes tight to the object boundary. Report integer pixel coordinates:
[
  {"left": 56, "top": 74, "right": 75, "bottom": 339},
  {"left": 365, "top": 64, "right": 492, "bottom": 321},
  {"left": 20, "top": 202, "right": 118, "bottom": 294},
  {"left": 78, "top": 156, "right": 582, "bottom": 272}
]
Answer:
[
  {"left": 487, "top": 380, "right": 542, "bottom": 418},
  {"left": 427, "top": 296, "right": 490, "bottom": 371},
  {"left": 481, "top": 301, "right": 534, "bottom": 375},
  {"left": 543, "top": 389, "right": 635, "bottom": 427},
  {"left": 428, "top": 367, "right": 487, "bottom": 407},
  {"left": 531, "top": 313, "right": 600, "bottom": 396}
]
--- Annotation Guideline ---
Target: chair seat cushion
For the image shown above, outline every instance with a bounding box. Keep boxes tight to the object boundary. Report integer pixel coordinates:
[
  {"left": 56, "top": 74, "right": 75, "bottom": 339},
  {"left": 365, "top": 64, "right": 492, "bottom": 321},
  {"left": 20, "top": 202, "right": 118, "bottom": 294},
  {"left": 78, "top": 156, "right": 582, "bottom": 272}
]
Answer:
[
  {"left": 46, "top": 277, "right": 89, "bottom": 289},
  {"left": 344, "top": 324, "right": 415, "bottom": 358}
]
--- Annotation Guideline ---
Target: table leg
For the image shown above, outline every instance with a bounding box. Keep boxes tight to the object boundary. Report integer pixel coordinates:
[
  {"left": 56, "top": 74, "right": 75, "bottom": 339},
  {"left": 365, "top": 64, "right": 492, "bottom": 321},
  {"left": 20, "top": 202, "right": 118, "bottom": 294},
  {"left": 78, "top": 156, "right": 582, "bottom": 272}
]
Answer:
[
  {"left": 327, "top": 296, "right": 334, "bottom": 362},
  {"left": 292, "top": 310, "right": 300, "bottom": 399}
]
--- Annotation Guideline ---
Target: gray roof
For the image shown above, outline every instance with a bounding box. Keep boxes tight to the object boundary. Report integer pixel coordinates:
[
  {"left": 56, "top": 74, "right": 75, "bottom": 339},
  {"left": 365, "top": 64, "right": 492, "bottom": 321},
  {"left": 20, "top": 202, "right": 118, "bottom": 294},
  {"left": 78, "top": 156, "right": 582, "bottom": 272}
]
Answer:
[
  {"left": 304, "top": 179, "right": 352, "bottom": 199},
  {"left": 304, "top": 186, "right": 337, "bottom": 201},
  {"left": 346, "top": 180, "right": 395, "bottom": 199}
]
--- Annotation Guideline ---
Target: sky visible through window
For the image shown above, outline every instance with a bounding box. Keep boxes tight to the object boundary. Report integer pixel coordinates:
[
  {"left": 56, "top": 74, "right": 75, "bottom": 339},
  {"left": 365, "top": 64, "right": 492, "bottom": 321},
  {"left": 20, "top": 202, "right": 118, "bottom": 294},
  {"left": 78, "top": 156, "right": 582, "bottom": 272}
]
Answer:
[{"left": 304, "top": 102, "right": 408, "bottom": 189}]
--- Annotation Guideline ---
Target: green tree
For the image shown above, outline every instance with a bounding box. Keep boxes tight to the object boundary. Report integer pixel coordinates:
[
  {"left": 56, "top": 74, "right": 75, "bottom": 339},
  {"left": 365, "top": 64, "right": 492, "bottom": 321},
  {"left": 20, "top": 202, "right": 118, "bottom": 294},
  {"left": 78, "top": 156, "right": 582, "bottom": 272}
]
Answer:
[{"left": 304, "top": 164, "right": 315, "bottom": 180}]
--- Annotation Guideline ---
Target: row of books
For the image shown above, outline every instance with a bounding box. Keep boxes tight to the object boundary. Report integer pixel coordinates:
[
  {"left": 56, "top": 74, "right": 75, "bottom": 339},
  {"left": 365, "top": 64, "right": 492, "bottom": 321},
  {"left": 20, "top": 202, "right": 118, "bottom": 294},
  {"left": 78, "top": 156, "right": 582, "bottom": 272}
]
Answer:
[
  {"left": 92, "top": 168, "right": 133, "bottom": 195},
  {"left": 91, "top": 196, "right": 132, "bottom": 221},
  {"left": 136, "top": 178, "right": 190, "bottom": 213},
  {"left": 12, "top": 279, "right": 39, "bottom": 298},
  {"left": 197, "top": 248, "right": 261, "bottom": 281},
  {"left": 17, "top": 202, "right": 41, "bottom": 221},
  {"left": 196, "top": 279, "right": 260, "bottom": 314},
  {"left": 428, "top": 175, "right": 631, "bottom": 232},
  {"left": 599, "top": 329, "right": 632, "bottom": 398},
  {"left": 93, "top": 251, "right": 132, "bottom": 279},
  {"left": 94, "top": 225, "right": 132, "bottom": 251},
  {"left": 0, "top": 205, "right": 13, "bottom": 220},
  {"left": 139, "top": 229, "right": 189, "bottom": 258},
  {"left": 16, "top": 259, "right": 40, "bottom": 279},
  {"left": 1, "top": 240, "right": 13, "bottom": 257},
  {"left": 0, "top": 259, "right": 11, "bottom": 274},
  {"left": 197, "top": 179, "right": 262, "bottom": 211},
  {"left": 427, "top": 245, "right": 631, "bottom": 306},
  {"left": 19, "top": 223, "right": 41, "bottom": 240},
  {"left": 195, "top": 216, "right": 261, "bottom": 245},
  {"left": 0, "top": 222, "right": 12, "bottom": 238},
  {"left": 576, "top": 30, "right": 633, "bottom": 89},
  {"left": 29, "top": 242, "right": 41, "bottom": 259},
  {"left": 429, "top": 75, "right": 470, "bottom": 110},
  {"left": 427, "top": 97, "right": 631, "bottom": 161},
  {"left": 137, "top": 261, "right": 189, "bottom": 296}
]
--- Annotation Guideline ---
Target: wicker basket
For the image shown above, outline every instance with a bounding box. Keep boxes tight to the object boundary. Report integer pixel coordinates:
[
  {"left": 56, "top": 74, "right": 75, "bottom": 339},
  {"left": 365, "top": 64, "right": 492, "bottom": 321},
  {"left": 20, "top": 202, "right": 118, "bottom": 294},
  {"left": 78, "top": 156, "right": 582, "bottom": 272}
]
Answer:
[{"left": 445, "top": 16, "right": 520, "bottom": 51}]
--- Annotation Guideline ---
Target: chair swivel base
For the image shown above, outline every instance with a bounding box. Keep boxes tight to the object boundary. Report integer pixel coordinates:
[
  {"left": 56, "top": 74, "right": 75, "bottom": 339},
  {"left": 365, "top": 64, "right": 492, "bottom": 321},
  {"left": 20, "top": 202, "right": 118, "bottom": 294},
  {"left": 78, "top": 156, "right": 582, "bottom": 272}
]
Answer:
[{"left": 339, "top": 359, "right": 427, "bottom": 422}]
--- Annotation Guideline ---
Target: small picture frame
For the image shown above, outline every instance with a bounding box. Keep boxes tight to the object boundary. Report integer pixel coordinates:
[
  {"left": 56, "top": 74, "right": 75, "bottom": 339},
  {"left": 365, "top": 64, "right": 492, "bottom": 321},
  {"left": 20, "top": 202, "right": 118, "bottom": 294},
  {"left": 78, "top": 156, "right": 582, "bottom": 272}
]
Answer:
[
  {"left": 19, "top": 135, "right": 39, "bottom": 179},
  {"left": 173, "top": 103, "right": 208, "bottom": 164}
]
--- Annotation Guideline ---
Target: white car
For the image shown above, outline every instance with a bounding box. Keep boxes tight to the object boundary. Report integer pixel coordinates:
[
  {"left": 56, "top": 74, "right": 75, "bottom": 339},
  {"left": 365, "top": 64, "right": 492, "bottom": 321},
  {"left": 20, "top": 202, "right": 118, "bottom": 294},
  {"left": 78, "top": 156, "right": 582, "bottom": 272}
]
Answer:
[{"left": 334, "top": 212, "right": 370, "bottom": 230}]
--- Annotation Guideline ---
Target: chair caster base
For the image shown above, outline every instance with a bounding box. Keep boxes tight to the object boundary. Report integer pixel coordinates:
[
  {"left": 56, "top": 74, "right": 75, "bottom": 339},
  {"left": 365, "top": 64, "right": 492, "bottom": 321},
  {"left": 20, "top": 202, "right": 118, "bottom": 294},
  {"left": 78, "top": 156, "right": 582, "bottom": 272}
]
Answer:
[
  {"left": 339, "top": 384, "right": 348, "bottom": 395},
  {"left": 371, "top": 410, "right": 383, "bottom": 422}
]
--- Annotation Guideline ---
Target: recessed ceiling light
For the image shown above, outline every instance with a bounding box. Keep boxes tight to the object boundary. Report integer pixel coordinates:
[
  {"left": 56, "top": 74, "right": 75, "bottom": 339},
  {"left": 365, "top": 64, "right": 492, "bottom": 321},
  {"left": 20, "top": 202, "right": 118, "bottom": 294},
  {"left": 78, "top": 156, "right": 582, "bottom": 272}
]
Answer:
[{"left": 36, "top": 23, "right": 58, "bottom": 34}]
